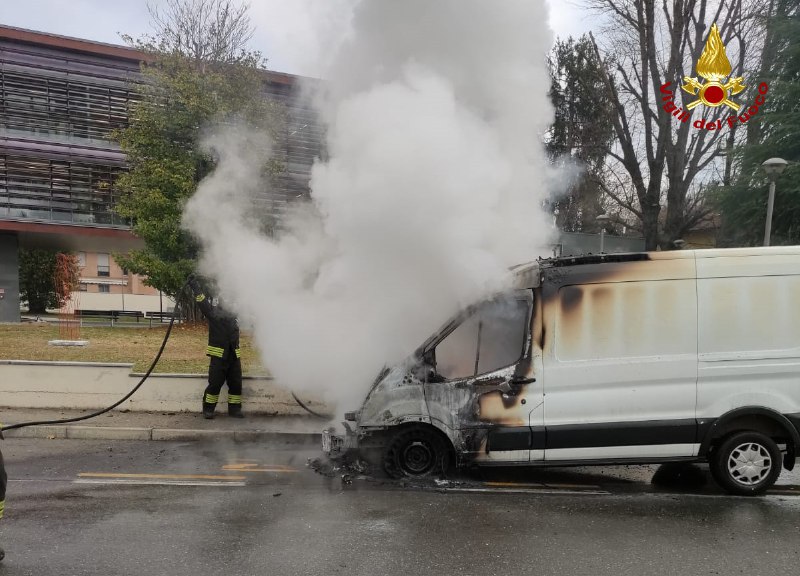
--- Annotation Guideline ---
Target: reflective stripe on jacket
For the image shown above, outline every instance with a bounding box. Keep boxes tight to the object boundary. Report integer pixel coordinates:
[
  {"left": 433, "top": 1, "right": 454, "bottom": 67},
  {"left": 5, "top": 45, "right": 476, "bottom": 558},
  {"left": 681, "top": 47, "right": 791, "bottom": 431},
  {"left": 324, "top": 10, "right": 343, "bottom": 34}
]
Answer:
[{"left": 206, "top": 345, "right": 241, "bottom": 358}]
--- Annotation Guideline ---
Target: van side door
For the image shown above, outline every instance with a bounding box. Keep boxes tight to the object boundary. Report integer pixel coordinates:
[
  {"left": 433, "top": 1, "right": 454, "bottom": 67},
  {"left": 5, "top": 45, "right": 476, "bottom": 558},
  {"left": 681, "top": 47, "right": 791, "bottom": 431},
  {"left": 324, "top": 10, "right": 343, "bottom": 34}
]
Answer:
[
  {"left": 542, "top": 255, "right": 699, "bottom": 461},
  {"left": 423, "top": 290, "right": 541, "bottom": 463}
]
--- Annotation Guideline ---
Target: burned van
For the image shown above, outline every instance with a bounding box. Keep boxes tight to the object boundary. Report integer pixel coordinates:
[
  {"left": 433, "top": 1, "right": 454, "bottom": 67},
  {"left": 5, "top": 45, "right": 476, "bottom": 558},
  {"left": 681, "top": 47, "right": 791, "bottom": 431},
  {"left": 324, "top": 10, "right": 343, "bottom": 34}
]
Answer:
[{"left": 323, "top": 247, "right": 800, "bottom": 495}]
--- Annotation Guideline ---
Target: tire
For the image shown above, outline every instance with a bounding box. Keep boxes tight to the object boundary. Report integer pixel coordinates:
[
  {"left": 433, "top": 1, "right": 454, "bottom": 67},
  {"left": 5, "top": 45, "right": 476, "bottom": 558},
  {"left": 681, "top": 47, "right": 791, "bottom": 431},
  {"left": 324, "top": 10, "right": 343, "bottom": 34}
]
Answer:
[
  {"left": 710, "top": 431, "right": 782, "bottom": 496},
  {"left": 383, "top": 425, "right": 451, "bottom": 479}
]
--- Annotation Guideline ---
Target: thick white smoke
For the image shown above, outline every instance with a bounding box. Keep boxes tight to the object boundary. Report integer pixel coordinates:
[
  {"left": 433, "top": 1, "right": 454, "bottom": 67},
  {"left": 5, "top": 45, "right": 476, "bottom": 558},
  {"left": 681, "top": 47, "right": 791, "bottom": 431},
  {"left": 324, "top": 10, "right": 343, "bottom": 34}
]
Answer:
[{"left": 183, "top": 0, "right": 558, "bottom": 415}]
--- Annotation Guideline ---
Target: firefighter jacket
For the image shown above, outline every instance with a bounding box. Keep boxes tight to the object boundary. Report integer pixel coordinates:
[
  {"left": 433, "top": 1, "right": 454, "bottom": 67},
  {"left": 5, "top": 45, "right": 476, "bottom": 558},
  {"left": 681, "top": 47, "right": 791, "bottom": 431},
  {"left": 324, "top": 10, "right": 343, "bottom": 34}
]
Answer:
[{"left": 195, "top": 292, "right": 241, "bottom": 361}]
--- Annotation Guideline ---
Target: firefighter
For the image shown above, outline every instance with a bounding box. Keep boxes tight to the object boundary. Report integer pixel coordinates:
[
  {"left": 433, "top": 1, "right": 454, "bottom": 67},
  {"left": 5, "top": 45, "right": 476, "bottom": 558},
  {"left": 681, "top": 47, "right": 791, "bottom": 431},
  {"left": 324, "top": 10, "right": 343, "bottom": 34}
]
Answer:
[{"left": 188, "top": 276, "right": 244, "bottom": 419}]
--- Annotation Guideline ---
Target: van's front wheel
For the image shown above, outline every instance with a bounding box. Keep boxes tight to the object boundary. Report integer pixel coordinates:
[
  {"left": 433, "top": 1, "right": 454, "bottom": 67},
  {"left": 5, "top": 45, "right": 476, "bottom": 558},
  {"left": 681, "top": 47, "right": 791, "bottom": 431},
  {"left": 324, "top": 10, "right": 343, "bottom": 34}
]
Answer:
[
  {"left": 383, "top": 425, "right": 450, "bottom": 479},
  {"left": 711, "top": 431, "right": 782, "bottom": 496}
]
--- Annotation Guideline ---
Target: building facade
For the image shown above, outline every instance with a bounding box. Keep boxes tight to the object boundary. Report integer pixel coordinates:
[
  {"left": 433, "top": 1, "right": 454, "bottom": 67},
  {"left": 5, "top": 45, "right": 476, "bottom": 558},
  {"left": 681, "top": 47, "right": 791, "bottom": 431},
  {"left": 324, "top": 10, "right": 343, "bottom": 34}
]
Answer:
[{"left": 0, "top": 25, "right": 320, "bottom": 321}]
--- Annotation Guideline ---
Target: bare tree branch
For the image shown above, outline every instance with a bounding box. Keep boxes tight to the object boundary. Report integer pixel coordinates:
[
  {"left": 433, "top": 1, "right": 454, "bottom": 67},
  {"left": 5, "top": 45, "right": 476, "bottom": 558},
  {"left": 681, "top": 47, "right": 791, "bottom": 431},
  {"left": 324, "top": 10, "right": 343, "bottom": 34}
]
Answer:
[
  {"left": 581, "top": 0, "right": 761, "bottom": 249},
  {"left": 146, "top": 0, "right": 258, "bottom": 66}
]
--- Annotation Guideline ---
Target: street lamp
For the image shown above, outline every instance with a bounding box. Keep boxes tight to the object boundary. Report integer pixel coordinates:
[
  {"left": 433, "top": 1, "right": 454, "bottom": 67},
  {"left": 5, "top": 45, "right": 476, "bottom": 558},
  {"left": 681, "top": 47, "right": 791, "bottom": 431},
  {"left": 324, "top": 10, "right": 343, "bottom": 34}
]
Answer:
[
  {"left": 761, "top": 157, "right": 788, "bottom": 246},
  {"left": 596, "top": 214, "right": 611, "bottom": 253}
]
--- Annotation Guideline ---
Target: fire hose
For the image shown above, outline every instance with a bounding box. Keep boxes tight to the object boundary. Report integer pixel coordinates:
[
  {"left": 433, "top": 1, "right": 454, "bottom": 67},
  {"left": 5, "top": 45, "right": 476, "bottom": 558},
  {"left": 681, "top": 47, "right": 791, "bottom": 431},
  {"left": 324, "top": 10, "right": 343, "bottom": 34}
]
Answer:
[
  {"left": 0, "top": 279, "right": 326, "bottom": 433},
  {"left": 0, "top": 281, "right": 189, "bottom": 433}
]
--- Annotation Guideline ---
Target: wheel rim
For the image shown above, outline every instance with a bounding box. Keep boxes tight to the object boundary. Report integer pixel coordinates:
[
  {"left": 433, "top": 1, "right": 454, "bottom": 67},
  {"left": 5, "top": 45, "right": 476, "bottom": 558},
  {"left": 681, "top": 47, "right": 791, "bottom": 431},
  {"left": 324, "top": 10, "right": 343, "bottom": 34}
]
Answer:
[
  {"left": 727, "top": 442, "right": 772, "bottom": 486},
  {"left": 401, "top": 439, "right": 435, "bottom": 475}
]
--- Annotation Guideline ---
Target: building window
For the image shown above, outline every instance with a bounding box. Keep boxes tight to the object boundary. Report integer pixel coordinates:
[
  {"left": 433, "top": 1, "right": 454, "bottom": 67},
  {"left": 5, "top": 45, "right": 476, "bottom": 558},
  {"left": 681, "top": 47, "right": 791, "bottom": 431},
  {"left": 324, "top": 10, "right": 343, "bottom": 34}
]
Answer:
[
  {"left": 0, "top": 154, "right": 127, "bottom": 227},
  {"left": 0, "top": 70, "right": 136, "bottom": 142},
  {"left": 78, "top": 283, "right": 88, "bottom": 292},
  {"left": 77, "top": 252, "right": 86, "bottom": 267},
  {"left": 97, "top": 253, "right": 110, "bottom": 277},
  {"left": 99, "top": 284, "right": 110, "bottom": 293}
]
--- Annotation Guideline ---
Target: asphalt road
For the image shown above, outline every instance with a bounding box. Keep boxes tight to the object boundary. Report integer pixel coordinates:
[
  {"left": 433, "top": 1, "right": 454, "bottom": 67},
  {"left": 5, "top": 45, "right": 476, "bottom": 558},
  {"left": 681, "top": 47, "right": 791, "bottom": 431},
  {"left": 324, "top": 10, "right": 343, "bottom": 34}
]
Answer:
[{"left": 1, "top": 437, "right": 799, "bottom": 576}]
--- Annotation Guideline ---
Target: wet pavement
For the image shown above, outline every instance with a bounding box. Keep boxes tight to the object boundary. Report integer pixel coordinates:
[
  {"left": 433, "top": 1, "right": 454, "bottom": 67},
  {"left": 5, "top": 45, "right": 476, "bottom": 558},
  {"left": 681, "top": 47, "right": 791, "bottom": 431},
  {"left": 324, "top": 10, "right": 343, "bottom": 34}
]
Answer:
[{"left": 1, "top": 437, "right": 799, "bottom": 575}]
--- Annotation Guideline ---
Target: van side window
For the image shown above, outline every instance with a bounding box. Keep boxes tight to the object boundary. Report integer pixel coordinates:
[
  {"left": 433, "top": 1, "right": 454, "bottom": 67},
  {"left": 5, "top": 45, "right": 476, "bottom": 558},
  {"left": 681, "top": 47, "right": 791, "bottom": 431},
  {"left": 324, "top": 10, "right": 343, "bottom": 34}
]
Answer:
[
  {"left": 477, "top": 299, "right": 528, "bottom": 374},
  {"left": 435, "top": 298, "right": 529, "bottom": 380}
]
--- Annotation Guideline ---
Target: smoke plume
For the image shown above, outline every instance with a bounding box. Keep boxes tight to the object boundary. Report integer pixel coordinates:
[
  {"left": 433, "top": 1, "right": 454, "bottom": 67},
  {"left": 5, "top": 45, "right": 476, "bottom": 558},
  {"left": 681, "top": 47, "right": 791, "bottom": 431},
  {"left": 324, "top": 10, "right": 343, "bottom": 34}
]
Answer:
[{"left": 183, "top": 0, "right": 557, "bottom": 415}]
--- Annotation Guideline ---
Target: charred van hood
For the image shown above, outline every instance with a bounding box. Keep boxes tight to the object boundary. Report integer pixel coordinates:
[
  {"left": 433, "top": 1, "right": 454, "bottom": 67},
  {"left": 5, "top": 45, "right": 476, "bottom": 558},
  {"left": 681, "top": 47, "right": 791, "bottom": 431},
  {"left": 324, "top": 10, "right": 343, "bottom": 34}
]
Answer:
[{"left": 357, "top": 358, "right": 428, "bottom": 428}]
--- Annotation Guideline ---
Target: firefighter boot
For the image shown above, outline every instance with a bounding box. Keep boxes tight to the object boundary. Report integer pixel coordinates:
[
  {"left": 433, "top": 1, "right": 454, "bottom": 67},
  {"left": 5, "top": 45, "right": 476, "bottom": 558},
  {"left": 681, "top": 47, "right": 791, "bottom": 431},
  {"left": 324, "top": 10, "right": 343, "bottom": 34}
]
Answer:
[
  {"left": 228, "top": 404, "right": 244, "bottom": 418},
  {"left": 202, "top": 403, "right": 216, "bottom": 419},
  {"left": 203, "top": 393, "right": 219, "bottom": 419}
]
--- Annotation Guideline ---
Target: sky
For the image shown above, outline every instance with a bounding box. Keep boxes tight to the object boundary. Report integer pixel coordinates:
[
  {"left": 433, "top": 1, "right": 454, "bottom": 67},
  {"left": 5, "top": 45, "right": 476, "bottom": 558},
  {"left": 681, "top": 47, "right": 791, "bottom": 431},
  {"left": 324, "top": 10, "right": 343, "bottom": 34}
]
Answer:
[{"left": 0, "top": 0, "right": 597, "bottom": 76}]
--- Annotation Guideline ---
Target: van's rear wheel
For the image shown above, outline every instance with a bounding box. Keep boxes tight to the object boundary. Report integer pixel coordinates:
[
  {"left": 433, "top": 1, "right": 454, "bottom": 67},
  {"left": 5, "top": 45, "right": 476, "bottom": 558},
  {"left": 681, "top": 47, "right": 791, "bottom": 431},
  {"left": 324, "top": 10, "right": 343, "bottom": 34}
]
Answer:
[
  {"left": 710, "top": 431, "right": 782, "bottom": 496},
  {"left": 383, "top": 425, "right": 450, "bottom": 479}
]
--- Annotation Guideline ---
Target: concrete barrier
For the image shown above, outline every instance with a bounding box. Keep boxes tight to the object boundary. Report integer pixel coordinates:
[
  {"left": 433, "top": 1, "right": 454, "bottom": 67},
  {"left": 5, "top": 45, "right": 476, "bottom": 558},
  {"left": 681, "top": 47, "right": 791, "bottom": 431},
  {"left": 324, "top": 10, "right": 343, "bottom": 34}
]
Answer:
[{"left": 0, "top": 360, "right": 327, "bottom": 415}]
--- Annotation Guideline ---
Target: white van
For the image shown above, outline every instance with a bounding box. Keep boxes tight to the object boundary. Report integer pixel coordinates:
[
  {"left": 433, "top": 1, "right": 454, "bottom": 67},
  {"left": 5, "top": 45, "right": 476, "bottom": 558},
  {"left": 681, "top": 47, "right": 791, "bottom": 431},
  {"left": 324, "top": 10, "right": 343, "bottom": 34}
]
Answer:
[{"left": 323, "top": 247, "right": 800, "bottom": 495}]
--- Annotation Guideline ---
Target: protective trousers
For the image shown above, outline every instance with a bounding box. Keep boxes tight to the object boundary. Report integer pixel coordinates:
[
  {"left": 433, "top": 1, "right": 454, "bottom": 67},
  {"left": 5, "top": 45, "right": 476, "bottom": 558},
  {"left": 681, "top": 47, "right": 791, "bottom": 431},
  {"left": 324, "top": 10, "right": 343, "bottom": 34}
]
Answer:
[{"left": 203, "top": 349, "right": 243, "bottom": 415}]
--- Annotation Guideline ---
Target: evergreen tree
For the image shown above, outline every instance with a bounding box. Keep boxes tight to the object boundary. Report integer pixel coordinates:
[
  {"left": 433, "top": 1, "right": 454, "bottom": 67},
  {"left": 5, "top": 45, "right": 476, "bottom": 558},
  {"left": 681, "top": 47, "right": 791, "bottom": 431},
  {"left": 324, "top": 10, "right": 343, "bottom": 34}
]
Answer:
[
  {"left": 546, "top": 35, "right": 615, "bottom": 233},
  {"left": 18, "top": 249, "right": 79, "bottom": 314},
  {"left": 717, "top": 3, "right": 800, "bottom": 245}
]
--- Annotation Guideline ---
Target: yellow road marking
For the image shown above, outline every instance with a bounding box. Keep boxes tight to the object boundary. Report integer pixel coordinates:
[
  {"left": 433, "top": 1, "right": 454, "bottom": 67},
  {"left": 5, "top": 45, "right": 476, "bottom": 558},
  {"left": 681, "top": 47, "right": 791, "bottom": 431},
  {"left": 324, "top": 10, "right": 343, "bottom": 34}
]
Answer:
[
  {"left": 78, "top": 472, "right": 246, "bottom": 481},
  {"left": 485, "top": 481, "right": 543, "bottom": 488},
  {"left": 770, "top": 487, "right": 800, "bottom": 495},
  {"left": 485, "top": 481, "right": 601, "bottom": 490},
  {"left": 222, "top": 464, "right": 298, "bottom": 473}
]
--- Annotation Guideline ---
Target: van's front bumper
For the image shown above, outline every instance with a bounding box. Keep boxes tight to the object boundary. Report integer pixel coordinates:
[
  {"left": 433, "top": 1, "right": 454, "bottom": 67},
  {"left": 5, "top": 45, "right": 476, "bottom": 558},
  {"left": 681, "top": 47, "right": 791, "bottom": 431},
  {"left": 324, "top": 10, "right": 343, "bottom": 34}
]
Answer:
[{"left": 322, "top": 425, "right": 358, "bottom": 455}]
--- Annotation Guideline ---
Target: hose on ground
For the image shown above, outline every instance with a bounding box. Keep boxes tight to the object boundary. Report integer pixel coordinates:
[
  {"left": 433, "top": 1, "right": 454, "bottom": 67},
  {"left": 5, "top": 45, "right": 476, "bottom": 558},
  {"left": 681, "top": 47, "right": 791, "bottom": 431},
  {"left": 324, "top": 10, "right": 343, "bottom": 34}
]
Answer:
[
  {"left": 0, "top": 281, "right": 189, "bottom": 433},
  {"left": 291, "top": 392, "right": 328, "bottom": 420}
]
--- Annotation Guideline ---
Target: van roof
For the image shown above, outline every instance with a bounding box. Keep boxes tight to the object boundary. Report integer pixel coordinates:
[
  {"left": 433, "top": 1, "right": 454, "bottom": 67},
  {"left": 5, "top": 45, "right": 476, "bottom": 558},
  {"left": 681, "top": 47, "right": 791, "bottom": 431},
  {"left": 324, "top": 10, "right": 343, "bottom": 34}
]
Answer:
[
  {"left": 510, "top": 246, "right": 800, "bottom": 288},
  {"left": 543, "top": 245, "right": 800, "bottom": 267}
]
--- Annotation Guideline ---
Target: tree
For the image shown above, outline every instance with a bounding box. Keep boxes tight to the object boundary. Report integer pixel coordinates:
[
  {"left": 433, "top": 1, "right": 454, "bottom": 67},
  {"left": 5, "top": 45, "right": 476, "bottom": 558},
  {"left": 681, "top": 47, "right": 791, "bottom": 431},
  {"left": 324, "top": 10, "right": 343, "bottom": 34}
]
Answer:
[
  {"left": 18, "top": 249, "right": 79, "bottom": 314},
  {"left": 586, "top": 0, "right": 763, "bottom": 249},
  {"left": 546, "top": 35, "right": 616, "bottom": 232},
  {"left": 115, "top": 0, "right": 282, "bottom": 301},
  {"left": 716, "top": 1, "right": 800, "bottom": 245},
  {"left": 146, "top": 0, "right": 256, "bottom": 66}
]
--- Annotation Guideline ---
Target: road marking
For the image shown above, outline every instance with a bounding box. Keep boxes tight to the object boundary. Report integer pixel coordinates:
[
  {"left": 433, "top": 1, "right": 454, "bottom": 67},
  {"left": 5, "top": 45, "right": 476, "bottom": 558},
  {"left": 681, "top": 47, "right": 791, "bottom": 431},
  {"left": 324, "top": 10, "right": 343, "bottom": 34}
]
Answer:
[
  {"left": 222, "top": 463, "right": 298, "bottom": 473},
  {"left": 446, "top": 487, "right": 610, "bottom": 496},
  {"left": 543, "top": 482, "right": 604, "bottom": 490},
  {"left": 768, "top": 488, "right": 800, "bottom": 496},
  {"left": 484, "top": 481, "right": 545, "bottom": 488},
  {"left": 671, "top": 492, "right": 800, "bottom": 500},
  {"left": 78, "top": 472, "right": 247, "bottom": 481},
  {"left": 74, "top": 479, "right": 246, "bottom": 487},
  {"left": 484, "top": 481, "right": 603, "bottom": 490}
]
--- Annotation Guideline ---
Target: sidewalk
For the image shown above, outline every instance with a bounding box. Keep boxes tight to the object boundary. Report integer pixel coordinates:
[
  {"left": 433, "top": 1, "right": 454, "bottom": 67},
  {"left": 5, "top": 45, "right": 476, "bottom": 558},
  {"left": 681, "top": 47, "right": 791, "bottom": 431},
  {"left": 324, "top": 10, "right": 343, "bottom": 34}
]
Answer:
[{"left": 0, "top": 407, "right": 329, "bottom": 442}]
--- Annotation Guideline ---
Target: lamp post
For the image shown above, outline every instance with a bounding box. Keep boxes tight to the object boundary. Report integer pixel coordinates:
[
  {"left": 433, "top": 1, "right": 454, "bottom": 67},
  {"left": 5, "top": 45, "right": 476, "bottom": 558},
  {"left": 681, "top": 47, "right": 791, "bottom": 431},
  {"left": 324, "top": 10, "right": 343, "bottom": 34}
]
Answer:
[
  {"left": 596, "top": 214, "right": 611, "bottom": 253},
  {"left": 761, "top": 158, "right": 788, "bottom": 246}
]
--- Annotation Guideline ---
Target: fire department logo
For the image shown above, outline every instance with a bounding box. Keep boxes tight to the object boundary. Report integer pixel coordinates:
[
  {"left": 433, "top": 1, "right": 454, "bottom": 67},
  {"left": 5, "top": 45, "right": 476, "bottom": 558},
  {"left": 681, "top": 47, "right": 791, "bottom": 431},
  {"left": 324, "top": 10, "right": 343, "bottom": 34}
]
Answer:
[{"left": 681, "top": 23, "right": 745, "bottom": 111}]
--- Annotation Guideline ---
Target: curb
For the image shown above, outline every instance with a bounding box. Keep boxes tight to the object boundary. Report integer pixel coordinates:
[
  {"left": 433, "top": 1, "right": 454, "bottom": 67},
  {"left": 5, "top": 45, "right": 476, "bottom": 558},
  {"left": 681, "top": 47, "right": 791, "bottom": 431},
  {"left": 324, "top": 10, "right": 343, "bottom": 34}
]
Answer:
[{"left": 3, "top": 425, "right": 322, "bottom": 443}]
